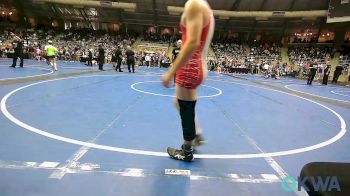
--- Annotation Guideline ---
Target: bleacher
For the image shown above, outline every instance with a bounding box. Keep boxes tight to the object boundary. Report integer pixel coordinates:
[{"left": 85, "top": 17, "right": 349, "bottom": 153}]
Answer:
[{"left": 135, "top": 41, "right": 168, "bottom": 53}]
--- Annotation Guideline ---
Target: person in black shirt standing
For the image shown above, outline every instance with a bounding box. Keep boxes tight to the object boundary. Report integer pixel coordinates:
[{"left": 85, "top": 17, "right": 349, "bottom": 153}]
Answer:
[
  {"left": 9, "top": 33, "right": 24, "bottom": 68},
  {"left": 125, "top": 46, "right": 135, "bottom": 73},
  {"left": 322, "top": 64, "right": 331, "bottom": 85},
  {"left": 307, "top": 63, "right": 317, "bottom": 85},
  {"left": 98, "top": 45, "right": 105, "bottom": 71},
  {"left": 332, "top": 65, "right": 343, "bottom": 84},
  {"left": 87, "top": 49, "right": 93, "bottom": 66},
  {"left": 171, "top": 40, "right": 182, "bottom": 84},
  {"left": 111, "top": 47, "right": 117, "bottom": 68},
  {"left": 115, "top": 46, "right": 123, "bottom": 72}
]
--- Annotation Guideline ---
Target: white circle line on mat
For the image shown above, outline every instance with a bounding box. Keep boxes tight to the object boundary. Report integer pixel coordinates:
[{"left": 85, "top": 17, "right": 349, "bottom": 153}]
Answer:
[
  {"left": 0, "top": 66, "right": 54, "bottom": 81},
  {"left": 0, "top": 75, "right": 347, "bottom": 159},
  {"left": 330, "top": 90, "right": 350, "bottom": 98},
  {"left": 285, "top": 84, "right": 350, "bottom": 104},
  {"left": 130, "top": 80, "right": 223, "bottom": 98}
]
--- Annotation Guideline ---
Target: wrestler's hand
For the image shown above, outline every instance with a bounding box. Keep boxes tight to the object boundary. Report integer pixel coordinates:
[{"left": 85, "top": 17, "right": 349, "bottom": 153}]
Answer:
[{"left": 162, "top": 73, "right": 172, "bottom": 88}]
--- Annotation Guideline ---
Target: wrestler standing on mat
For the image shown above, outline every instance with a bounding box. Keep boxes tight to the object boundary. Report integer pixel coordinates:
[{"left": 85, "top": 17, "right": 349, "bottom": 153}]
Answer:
[{"left": 162, "top": 0, "right": 214, "bottom": 162}]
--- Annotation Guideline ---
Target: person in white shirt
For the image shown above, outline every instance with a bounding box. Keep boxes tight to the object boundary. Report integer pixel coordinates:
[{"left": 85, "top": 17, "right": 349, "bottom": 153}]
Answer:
[{"left": 145, "top": 53, "right": 151, "bottom": 67}]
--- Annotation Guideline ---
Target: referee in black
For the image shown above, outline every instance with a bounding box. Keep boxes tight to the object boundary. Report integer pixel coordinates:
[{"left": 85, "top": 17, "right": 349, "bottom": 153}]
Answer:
[
  {"left": 9, "top": 33, "right": 24, "bottom": 68},
  {"left": 307, "top": 63, "right": 317, "bottom": 85},
  {"left": 332, "top": 65, "right": 343, "bottom": 84},
  {"left": 171, "top": 40, "right": 182, "bottom": 84},
  {"left": 115, "top": 45, "right": 123, "bottom": 72},
  {"left": 322, "top": 64, "right": 331, "bottom": 85},
  {"left": 87, "top": 49, "right": 93, "bottom": 66},
  {"left": 125, "top": 46, "right": 135, "bottom": 73},
  {"left": 98, "top": 45, "right": 105, "bottom": 71}
]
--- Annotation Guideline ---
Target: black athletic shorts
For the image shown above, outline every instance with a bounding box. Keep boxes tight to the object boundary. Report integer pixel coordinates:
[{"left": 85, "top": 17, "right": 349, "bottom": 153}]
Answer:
[{"left": 46, "top": 55, "right": 56, "bottom": 60}]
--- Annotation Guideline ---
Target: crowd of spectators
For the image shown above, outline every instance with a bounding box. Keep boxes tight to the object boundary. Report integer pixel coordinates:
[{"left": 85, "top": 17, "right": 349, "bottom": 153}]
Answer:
[
  {"left": 339, "top": 45, "right": 350, "bottom": 75},
  {"left": 288, "top": 46, "right": 335, "bottom": 66},
  {"left": 290, "top": 37, "right": 318, "bottom": 43},
  {"left": 0, "top": 27, "right": 174, "bottom": 68},
  {"left": 210, "top": 41, "right": 283, "bottom": 75},
  {"left": 249, "top": 43, "right": 281, "bottom": 61},
  {"left": 210, "top": 42, "right": 246, "bottom": 71},
  {"left": 0, "top": 27, "right": 141, "bottom": 65},
  {"left": 53, "top": 28, "right": 136, "bottom": 63},
  {"left": 0, "top": 28, "right": 55, "bottom": 58},
  {"left": 1, "top": 27, "right": 349, "bottom": 78},
  {"left": 139, "top": 51, "right": 171, "bottom": 67},
  {"left": 142, "top": 30, "right": 180, "bottom": 46}
]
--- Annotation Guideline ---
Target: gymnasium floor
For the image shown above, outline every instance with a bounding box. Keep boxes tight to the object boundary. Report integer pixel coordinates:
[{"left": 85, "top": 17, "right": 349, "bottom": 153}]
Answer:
[{"left": 0, "top": 58, "right": 349, "bottom": 196}]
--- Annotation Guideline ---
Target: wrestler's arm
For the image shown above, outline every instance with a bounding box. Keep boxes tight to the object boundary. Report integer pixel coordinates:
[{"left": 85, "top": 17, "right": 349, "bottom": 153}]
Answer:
[{"left": 167, "top": 1, "right": 203, "bottom": 76}]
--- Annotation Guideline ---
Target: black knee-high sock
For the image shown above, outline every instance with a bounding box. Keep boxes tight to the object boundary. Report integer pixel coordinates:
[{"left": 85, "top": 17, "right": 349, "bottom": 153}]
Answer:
[{"left": 178, "top": 99, "right": 196, "bottom": 142}]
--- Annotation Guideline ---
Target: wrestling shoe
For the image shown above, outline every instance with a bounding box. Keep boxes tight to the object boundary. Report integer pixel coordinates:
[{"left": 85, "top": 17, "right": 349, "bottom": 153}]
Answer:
[{"left": 167, "top": 144, "right": 194, "bottom": 162}]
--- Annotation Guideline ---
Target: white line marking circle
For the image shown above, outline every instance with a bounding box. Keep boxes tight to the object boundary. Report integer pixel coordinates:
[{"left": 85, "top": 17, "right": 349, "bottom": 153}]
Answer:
[
  {"left": 331, "top": 90, "right": 350, "bottom": 98},
  {"left": 0, "top": 66, "right": 54, "bottom": 81},
  {"left": 131, "top": 81, "right": 223, "bottom": 98},
  {"left": 0, "top": 75, "right": 347, "bottom": 159},
  {"left": 285, "top": 84, "right": 350, "bottom": 103}
]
